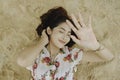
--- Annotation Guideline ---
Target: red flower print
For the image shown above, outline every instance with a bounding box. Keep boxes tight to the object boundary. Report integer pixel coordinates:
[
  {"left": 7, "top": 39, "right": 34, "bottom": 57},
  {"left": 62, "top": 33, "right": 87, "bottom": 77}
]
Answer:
[
  {"left": 50, "top": 71, "right": 55, "bottom": 79},
  {"left": 63, "top": 54, "right": 73, "bottom": 62},
  {"left": 66, "top": 54, "right": 71, "bottom": 60},
  {"left": 59, "top": 77, "right": 65, "bottom": 80},
  {"left": 33, "top": 62, "right": 37, "bottom": 69},
  {"left": 41, "top": 77, "right": 45, "bottom": 80},
  {"left": 32, "top": 62, "right": 38, "bottom": 76},
  {"left": 41, "top": 75, "right": 46, "bottom": 80},
  {"left": 51, "top": 73, "right": 55, "bottom": 79},
  {"left": 41, "top": 57, "right": 52, "bottom": 66},
  {"left": 74, "top": 52, "right": 78, "bottom": 60},
  {"left": 55, "top": 61, "right": 60, "bottom": 68},
  {"left": 43, "top": 57, "right": 51, "bottom": 63}
]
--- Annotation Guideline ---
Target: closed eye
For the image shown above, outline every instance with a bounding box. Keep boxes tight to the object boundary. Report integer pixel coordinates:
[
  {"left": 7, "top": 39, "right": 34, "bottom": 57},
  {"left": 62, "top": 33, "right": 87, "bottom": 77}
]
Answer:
[{"left": 59, "top": 30, "right": 64, "bottom": 33}]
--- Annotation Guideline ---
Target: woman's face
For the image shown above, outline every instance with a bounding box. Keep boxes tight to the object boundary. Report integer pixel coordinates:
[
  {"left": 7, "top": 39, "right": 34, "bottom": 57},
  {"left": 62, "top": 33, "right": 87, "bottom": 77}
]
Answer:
[{"left": 49, "top": 22, "right": 71, "bottom": 48}]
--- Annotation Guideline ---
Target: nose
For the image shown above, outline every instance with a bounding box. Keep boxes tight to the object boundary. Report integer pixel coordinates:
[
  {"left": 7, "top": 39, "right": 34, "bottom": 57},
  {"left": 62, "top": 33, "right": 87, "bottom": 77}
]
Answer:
[{"left": 63, "top": 36, "right": 67, "bottom": 41}]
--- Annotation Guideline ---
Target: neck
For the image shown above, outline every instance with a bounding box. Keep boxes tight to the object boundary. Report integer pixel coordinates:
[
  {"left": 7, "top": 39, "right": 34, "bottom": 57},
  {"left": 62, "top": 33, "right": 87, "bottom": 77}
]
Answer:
[{"left": 47, "top": 40, "right": 60, "bottom": 58}]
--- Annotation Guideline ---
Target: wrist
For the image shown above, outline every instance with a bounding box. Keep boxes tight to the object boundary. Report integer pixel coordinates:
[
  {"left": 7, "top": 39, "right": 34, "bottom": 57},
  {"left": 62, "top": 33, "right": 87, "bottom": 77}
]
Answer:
[
  {"left": 90, "top": 42, "right": 100, "bottom": 51},
  {"left": 93, "top": 42, "right": 100, "bottom": 50},
  {"left": 87, "top": 42, "right": 104, "bottom": 52},
  {"left": 92, "top": 44, "right": 104, "bottom": 52}
]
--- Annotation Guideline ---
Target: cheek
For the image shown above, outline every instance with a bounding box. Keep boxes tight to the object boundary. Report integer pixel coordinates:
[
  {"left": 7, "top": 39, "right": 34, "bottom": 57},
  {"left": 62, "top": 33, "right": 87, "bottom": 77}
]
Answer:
[
  {"left": 50, "top": 33, "right": 61, "bottom": 41},
  {"left": 51, "top": 32, "right": 70, "bottom": 44}
]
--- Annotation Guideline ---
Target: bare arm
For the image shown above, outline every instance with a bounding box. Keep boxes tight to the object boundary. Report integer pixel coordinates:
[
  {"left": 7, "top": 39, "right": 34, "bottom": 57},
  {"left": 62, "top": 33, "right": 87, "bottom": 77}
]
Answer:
[
  {"left": 17, "top": 30, "right": 48, "bottom": 67},
  {"left": 81, "top": 44, "right": 114, "bottom": 63},
  {"left": 17, "top": 40, "right": 46, "bottom": 67},
  {"left": 66, "top": 13, "right": 114, "bottom": 63}
]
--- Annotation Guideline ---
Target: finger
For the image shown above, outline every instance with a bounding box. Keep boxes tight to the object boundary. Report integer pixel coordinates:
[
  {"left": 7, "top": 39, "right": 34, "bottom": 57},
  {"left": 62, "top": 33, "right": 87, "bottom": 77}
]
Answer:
[
  {"left": 42, "top": 29, "right": 47, "bottom": 36},
  {"left": 71, "top": 14, "right": 81, "bottom": 29},
  {"left": 66, "top": 20, "right": 78, "bottom": 34},
  {"left": 78, "top": 12, "right": 86, "bottom": 27},
  {"left": 70, "top": 35, "right": 80, "bottom": 44},
  {"left": 42, "top": 29, "right": 45, "bottom": 35}
]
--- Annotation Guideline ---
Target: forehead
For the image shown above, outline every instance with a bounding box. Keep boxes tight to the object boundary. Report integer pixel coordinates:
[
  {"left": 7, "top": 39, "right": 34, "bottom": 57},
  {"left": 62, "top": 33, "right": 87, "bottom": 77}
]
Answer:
[{"left": 56, "top": 22, "right": 71, "bottom": 31}]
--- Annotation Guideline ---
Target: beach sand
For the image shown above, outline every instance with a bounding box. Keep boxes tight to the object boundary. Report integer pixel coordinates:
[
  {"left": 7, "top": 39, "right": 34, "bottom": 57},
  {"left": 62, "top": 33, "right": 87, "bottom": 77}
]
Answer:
[{"left": 0, "top": 0, "right": 119, "bottom": 80}]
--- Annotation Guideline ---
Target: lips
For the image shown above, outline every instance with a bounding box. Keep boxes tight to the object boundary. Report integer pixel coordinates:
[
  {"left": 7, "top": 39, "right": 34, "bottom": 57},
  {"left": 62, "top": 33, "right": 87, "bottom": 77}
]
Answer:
[{"left": 58, "top": 39, "right": 65, "bottom": 44}]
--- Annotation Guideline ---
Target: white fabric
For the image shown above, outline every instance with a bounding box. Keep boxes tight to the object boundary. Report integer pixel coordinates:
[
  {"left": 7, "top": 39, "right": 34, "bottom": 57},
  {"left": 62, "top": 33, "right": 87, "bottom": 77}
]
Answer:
[{"left": 26, "top": 46, "right": 83, "bottom": 80}]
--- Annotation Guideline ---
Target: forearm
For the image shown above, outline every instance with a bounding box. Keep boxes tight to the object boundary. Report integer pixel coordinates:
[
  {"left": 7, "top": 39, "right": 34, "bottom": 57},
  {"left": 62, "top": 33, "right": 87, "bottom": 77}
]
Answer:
[
  {"left": 17, "top": 40, "right": 46, "bottom": 67},
  {"left": 92, "top": 44, "right": 114, "bottom": 61}
]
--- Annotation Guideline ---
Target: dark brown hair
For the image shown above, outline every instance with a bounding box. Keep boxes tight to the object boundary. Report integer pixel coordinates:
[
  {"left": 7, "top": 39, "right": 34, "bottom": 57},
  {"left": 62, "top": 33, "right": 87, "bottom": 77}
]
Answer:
[{"left": 36, "top": 7, "right": 77, "bottom": 47}]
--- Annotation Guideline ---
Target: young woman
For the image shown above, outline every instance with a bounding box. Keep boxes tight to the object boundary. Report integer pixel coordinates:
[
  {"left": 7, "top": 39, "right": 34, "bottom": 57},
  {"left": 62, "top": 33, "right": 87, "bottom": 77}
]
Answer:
[{"left": 17, "top": 7, "right": 114, "bottom": 80}]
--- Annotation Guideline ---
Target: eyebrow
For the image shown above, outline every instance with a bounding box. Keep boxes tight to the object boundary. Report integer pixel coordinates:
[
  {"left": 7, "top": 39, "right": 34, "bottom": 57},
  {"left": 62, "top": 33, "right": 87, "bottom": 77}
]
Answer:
[{"left": 59, "top": 27, "right": 71, "bottom": 33}]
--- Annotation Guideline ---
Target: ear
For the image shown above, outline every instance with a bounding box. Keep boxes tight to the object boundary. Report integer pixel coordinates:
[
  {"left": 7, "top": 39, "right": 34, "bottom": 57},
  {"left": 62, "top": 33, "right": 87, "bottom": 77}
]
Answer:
[{"left": 46, "top": 27, "right": 52, "bottom": 35}]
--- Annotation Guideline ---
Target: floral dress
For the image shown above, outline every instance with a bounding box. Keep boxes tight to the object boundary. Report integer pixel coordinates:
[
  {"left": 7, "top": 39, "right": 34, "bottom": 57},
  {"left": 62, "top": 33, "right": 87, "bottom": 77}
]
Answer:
[{"left": 26, "top": 46, "right": 83, "bottom": 80}]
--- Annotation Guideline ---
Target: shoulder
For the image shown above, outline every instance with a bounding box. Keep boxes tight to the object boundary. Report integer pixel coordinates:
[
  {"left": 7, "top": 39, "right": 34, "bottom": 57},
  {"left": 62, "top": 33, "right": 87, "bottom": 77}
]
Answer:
[
  {"left": 65, "top": 46, "right": 84, "bottom": 66},
  {"left": 65, "top": 46, "right": 83, "bottom": 60},
  {"left": 67, "top": 46, "right": 83, "bottom": 54}
]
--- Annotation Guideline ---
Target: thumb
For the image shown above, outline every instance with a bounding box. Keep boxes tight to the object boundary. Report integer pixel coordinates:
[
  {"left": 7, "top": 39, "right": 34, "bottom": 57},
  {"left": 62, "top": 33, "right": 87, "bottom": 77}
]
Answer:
[
  {"left": 41, "top": 29, "right": 48, "bottom": 39},
  {"left": 42, "top": 29, "right": 47, "bottom": 36},
  {"left": 70, "top": 35, "right": 80, "bottom": 44}
]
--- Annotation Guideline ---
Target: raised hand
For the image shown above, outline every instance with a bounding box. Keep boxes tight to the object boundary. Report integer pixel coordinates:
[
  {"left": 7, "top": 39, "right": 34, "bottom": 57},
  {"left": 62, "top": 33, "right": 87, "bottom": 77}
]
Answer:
[
  {"left": 66, "top": 13, "right": 100, "bottom": 50},
  {"left": 40, "top": 29, "right": 49, "bottom": 45}
]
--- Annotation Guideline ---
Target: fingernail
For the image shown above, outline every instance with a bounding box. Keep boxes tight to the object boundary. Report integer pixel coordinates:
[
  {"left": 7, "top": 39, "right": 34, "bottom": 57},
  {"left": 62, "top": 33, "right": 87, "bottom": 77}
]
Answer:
[{"left": 66, "top": 20, "right": 69, "bottom": 22}]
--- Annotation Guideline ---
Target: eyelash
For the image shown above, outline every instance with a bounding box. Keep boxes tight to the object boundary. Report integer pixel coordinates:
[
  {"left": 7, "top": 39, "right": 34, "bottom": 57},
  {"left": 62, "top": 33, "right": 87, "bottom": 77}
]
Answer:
[
  {"left": 59, "top": 31, "right": 71, "bottom": 37},
  {"left": 59, "top": 31, "right": 64, "bottom": 33}
]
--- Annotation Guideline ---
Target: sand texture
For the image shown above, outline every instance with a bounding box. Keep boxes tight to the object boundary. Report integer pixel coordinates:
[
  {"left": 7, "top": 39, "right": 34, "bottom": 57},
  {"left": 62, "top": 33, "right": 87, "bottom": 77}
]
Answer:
[{"left": 0, "top": 0, "right": 120, "bottom": 80}]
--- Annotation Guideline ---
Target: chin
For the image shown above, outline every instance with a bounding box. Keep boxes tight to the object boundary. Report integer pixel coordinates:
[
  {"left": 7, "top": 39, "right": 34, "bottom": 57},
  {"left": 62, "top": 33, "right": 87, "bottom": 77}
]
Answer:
[
  {"left": 54, "top": 42, "right": 65, "bottom": 49},
  {"left": 56, "top": 44, "right": 64, "bottom": 48}
]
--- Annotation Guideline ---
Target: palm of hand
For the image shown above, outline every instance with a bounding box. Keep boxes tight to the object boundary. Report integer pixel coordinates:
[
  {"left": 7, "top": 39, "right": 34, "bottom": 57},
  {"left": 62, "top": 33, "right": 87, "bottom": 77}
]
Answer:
[
  {"left": 76, "top": 26, "right": 99, "bottom": 50},
  {"left": 66, "top": 13, "right": 99, "bottom": 50}
]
